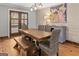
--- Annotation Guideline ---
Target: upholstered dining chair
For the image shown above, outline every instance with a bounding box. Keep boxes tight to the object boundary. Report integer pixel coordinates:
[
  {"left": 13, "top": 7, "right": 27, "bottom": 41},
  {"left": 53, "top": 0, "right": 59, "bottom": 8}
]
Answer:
[
  {"left": 38, "top": 25, "right": 45, "bottom": 31},
  {"left": 39, "top": 29, "right": 60, "bottom": 56},
  {"left": 45, "top": 25, "right": 52, "bottom": 32}
]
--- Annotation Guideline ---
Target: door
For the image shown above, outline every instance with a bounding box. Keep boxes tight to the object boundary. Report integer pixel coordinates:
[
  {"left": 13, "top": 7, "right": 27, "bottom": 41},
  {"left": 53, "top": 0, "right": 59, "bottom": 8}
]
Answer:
[
  {"left": 20, "top": 12, "right": 28, "bottom": 29},
  {"left": 9, "top": 10, "right": 28, "bottom": 37}
]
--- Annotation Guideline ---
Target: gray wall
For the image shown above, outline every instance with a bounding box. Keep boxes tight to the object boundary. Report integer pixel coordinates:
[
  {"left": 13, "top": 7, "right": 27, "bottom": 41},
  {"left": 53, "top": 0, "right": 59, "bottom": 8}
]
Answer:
[
  {"left": 0, "top": 5, "right": 36, "bottom": 37},
  {"left": 36, "top": 8, "right": 50, "bottom": 26},
  {"left": 67, "top": 3, "right": 79, "bottom": 43},
  {"left": 28, "top": 11, "right": 37, "bottom": 29}
]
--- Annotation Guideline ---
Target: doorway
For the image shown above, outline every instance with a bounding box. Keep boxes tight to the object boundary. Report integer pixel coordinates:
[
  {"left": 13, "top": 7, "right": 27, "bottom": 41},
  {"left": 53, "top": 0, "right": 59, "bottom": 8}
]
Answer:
[{"left": 9, "top": 10, "right": 28, "bottom": 37}]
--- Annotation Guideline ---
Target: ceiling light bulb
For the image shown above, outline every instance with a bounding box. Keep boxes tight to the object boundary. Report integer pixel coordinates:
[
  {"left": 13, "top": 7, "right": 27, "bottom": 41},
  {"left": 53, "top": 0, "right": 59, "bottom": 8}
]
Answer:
[
  {"left": 39, "top": 3, "right": 43, "bottom": 8},
  {"left": 30, "top": 7, "right": 33, "bottom": 11},
  {"left": 34, "top": 6, "right": 37, "bottom": 10}
]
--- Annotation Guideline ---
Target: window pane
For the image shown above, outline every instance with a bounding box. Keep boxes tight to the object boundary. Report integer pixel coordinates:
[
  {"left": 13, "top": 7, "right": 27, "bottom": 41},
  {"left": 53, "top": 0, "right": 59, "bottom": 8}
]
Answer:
[
  {"left": 21, "top": 13, "right": 27, "bottom": 19},
  {"left": 11, "top": 12, "right": 19, "bottom": 18},
  {"left": 11, "top": 19, "right": 18, "bottom": 24},
  {"left": 11, "top": 27, "right": 18, "bottom": 33}
]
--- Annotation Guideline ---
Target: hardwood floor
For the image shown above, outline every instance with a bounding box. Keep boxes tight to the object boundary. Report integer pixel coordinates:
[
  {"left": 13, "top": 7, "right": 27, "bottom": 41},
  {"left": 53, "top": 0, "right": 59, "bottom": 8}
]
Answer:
[
  {"left": 59, "top": 42, "right": 79, "bottom": 56},
  {"left": 0, "top": 36, "right": 79, "bottom": 56},
  {"left": 0, "top": 37, "right": 20, "bottom": 56}
]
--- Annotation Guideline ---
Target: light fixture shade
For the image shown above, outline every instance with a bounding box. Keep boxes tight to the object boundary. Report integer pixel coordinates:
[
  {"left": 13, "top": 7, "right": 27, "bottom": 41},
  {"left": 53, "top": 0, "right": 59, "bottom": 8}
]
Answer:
[
  {"left": 30, "top": 7, "right": 33, "bottom": 11},
  {"left": 38, "top": 3, "right": 43, "bottom": 8},
  {"left": 30, "top": 3, "right": 43, "bottom": 11},
  {"left": 34, "top": 6, "right": 37, "bottom": 10}
]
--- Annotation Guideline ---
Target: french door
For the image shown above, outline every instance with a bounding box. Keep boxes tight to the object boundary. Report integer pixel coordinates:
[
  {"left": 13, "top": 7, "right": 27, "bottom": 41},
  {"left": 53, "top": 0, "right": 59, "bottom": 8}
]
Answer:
[{"left": 9, "top": 10, "right": 28, "bottom": 37}]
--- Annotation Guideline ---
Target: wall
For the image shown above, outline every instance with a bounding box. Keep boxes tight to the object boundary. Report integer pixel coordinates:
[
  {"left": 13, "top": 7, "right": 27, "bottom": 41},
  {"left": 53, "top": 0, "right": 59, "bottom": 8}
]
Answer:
[
  {"left": 67, "top": 3, "right": 79, "bottom": 43},
  {"left": 28, "top": 11, "right": 37, "bottom": 29},
  {"left": 36, "top": 8, "right": 50, "bottom": 26},
  {"left": 36, "top": 3, "right": 79, "bottom": 43},
  {"left": 0, "top": 5, "right": 36, "bottom": 37}
]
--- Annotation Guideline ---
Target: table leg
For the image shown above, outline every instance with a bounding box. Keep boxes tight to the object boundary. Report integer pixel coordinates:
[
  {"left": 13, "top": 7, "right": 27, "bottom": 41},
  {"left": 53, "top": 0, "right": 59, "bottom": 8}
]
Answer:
[
  {"left": 36, "top": 41, "right": 41, "bottom": 56},
  {"left": 57, "top": 52, "right": 59, "bottom": 56}
]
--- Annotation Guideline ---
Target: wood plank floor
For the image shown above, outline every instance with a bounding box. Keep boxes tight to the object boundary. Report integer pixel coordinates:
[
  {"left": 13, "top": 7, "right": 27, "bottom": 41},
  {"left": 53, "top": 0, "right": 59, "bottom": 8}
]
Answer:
[
  {"left": 59, "top": 42, "right": 79, "bottom": 56},
  {"left": 0, "top": 36, "right": 79, "bottom": 56},
  {"left": 0, "top": 37, "right": 20, "bottom": 56}
]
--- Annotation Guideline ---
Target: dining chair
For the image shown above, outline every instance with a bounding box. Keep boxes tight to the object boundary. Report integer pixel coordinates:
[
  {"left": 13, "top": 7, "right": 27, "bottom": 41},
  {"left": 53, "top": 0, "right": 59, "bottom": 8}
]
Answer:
[
  {"left": 45, "top": 25, "right": 52, "bottom": 32},
  {"left": 39, "top": 29, "right": 60, "bottom": 56},
  {"left": 38, "top": 25, "right": 45, "bottom": 31}
]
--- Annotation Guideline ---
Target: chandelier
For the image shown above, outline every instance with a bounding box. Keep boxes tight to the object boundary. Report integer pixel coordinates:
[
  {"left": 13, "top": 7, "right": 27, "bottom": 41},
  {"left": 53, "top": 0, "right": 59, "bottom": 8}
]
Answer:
[{"left": 30, "top": 3, "right": 43, "bottom": 11}]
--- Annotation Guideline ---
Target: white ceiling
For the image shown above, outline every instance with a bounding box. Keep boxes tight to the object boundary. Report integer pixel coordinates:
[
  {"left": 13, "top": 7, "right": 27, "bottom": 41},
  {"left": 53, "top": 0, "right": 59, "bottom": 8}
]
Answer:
[
  {"left": 12, "top": 3, "right": 61, "bottom": 8},
  {"left": 0, "top": 3, "right": 61, "bottom": 9}
]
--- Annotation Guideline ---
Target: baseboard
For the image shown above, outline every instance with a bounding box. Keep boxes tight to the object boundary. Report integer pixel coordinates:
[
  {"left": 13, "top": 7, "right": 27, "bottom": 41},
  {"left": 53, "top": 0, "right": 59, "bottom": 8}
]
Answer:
[
  {"left": 66, "top": 40, "right": 79, "bottom": 46},
  {"left": 0, "top": 33, "right": 20, "bottom": 39},
  {"left": 10, "top": 32, "right": 20, "bottom": 38},
  {"left": 11, "top": 32, "right": 19, "bottom": 35},
  {"left": 0, "top": 36, "right": 8, "bottom": 39}
]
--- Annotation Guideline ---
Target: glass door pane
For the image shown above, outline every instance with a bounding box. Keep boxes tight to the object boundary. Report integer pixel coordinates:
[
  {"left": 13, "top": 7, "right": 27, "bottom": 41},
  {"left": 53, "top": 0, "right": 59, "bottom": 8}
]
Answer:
[
  {"left": 21, "top": 13, "right": 27, "bottom": 19},
  {"left": 21, "top": 13, "right": 28, "bottom": 29},
  {"left": 11, "top": 12, "right": 19, "bottom": 18},
  {"left": 11, "top": 12, "right": 19, "bottom": 33}
]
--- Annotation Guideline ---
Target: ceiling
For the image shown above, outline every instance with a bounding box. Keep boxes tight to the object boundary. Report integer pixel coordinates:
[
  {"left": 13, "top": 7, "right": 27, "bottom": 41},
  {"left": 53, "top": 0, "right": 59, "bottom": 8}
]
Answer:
[
  {"left": 0, "top": 3, "right": 61, "bottom": 8},
  {"left": 12, "top": 3, "right": 61, "bottom": 8}
]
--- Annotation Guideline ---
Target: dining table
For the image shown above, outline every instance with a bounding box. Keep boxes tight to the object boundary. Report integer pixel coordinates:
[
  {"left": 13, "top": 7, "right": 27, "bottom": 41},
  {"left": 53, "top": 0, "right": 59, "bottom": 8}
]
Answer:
[
  {"left": 19, "top": 29, "right": 51, "bottom": 41},
  {"left": 19, "top": 29, "right": 51, "bottom": 55}
]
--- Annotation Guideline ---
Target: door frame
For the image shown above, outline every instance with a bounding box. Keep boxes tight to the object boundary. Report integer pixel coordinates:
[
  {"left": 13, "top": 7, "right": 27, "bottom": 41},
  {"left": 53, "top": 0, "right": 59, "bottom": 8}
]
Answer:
[{"left": 8, "top": 9, "right": 28, "bottom": 38}]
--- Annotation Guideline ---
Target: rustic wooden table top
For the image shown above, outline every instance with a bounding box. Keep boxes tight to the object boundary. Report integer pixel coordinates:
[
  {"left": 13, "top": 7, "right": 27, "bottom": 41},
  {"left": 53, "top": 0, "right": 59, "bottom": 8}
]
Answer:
[{"left": 19, "top": 29, "right": 51, "bottom": 41}]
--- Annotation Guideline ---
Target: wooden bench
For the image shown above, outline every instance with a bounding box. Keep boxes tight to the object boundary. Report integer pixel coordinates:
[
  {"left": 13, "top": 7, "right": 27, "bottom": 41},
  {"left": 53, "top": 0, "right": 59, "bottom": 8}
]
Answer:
[{"left": 14, "top": 36, "right": 36, "bottom": 56}]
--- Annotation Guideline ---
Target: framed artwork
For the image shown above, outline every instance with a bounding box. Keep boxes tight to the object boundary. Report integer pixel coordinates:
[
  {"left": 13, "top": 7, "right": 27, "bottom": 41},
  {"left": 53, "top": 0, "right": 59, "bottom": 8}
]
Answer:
[{"left": 50, "top": 3, "right": 67, "bottom": 23}]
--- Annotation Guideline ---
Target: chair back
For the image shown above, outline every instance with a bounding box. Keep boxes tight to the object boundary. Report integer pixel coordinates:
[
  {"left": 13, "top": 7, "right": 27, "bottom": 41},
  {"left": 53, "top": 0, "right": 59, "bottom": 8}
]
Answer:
[
  {"left": 49, "top": 29, "right": 60, "bottom": 48},
  {"left": 48, "top": 29, "right": 60, "bottom": 55},
  {"left": 39, "top": 29, "right": 60, "bottom": 56},
  {"left": 38, "top": 25, "right": 45, "bottom": 31},
  {"left": 45, "top": 25, "right": 52, "bottom": 32}
]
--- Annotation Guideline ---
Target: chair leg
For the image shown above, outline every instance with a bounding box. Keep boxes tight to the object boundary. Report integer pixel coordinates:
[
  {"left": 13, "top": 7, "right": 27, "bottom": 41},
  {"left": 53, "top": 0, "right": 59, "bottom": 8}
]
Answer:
[
  {"left": 39, "top": 48, "right": 41, "bottom": 56},
  {"left": 57, "top": 52, "right": 59, "bottom": 56}
]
